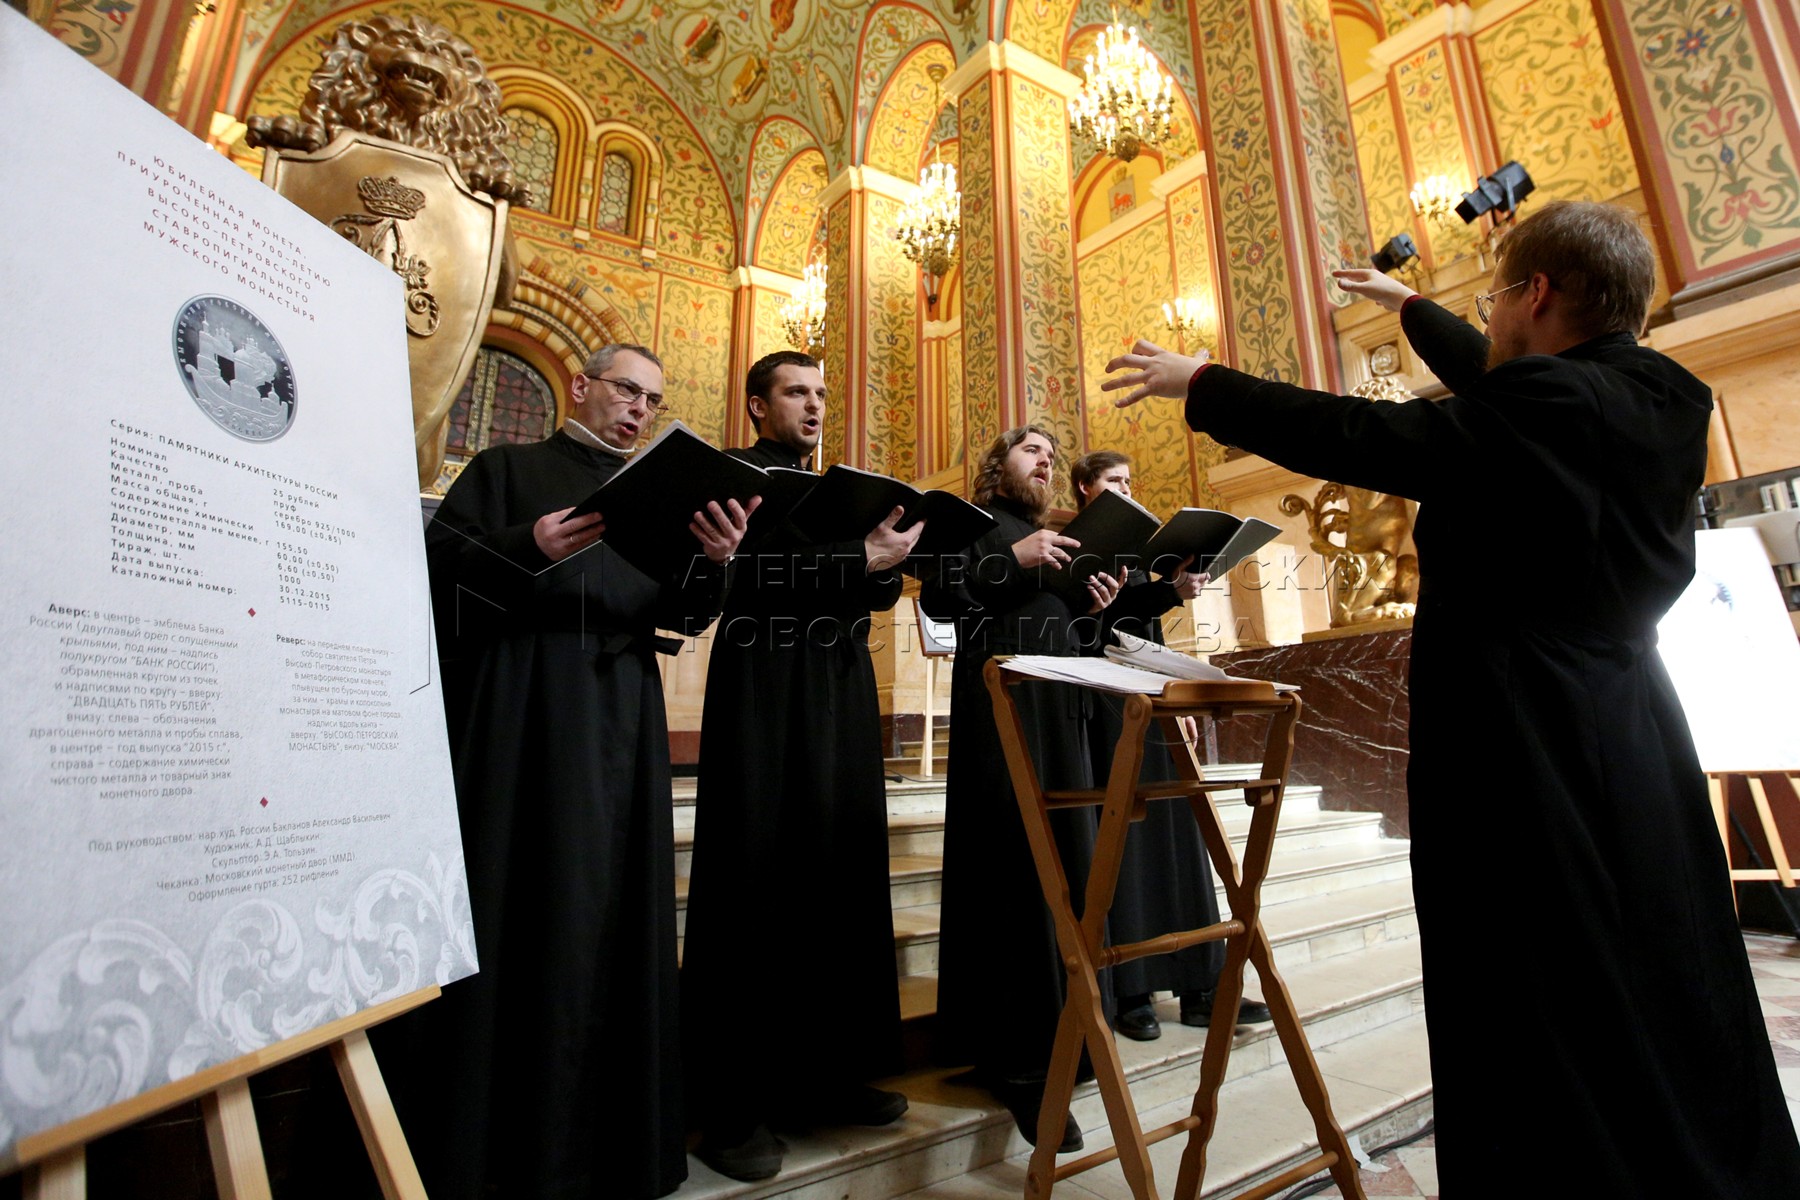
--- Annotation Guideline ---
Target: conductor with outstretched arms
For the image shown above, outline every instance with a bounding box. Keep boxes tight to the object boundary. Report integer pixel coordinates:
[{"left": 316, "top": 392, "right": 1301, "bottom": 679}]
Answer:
[{"left": 1102, "top": 200, "right": 1800, "bottom": 1197}]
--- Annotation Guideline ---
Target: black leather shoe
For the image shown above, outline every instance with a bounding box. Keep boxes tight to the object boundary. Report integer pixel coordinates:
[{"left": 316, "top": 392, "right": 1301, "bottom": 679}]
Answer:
[
  {"left": 1180, "top": 988, "right": 1274, "bottom": 1027},
  {"left": 995, "top": 1082, "right": 1084, "bottom": 1152},
  {"left": 1114, "top": 1002, "right": 1162, "bottom": 1042},
  {"left": 833, "top": 1084, "right": 910, "bottom": 1126},
  {"left": 696, "top": 1124, "right": 785, "bottom": 1181}
]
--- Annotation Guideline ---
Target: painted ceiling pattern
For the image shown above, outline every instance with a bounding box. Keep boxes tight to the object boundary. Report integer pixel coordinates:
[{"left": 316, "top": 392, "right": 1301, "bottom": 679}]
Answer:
[{"left": 247, "top": 0, "right": 981, "bottom": 218}]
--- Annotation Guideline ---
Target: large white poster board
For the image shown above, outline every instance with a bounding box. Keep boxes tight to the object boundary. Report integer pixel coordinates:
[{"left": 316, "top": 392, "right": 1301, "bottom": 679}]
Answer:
[
  {"left": 0, "top": 10, "right": 472, "bottom": 1159},
  {"left": 1658, "top": 528, "right": 1800, "bottom": 772}
]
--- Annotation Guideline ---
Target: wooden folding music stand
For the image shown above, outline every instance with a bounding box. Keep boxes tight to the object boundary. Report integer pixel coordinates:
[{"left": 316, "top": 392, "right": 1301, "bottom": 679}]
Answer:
[
  {"left": 983, "top": 660, "right": 1366, "bottom": 1200},
  {"left": 8, "top": 987, "right": 437, "bottom": 1200}
]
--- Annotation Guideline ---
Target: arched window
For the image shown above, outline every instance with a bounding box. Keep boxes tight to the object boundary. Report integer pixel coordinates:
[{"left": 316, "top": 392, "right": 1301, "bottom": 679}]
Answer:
[
  {"left": 446, "top": 347, "right": 557, "bottom": 460},
  {"left": 503, "top": 108, "right": 559, "bottom": 212},
  {"left": 596, "top": 151, "right": 634, "bottom": 235}
]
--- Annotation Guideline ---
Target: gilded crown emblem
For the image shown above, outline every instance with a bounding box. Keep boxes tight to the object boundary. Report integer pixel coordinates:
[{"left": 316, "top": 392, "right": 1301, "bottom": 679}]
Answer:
[{"left": 357, "top": 175, "right": 427, "bottom": 219}]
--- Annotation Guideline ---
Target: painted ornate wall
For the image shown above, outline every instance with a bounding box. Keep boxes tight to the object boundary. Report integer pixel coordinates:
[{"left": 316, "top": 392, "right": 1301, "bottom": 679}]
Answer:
[
  {"left": 1351, "top": 86, "right": 1417, "bottom": 256},
  {"left": 1077, "top": 219, "right": 1190, "bottom": 517},
  {"left": 756, "top": 148, "right": 829, "bottom": 276},
  {"left": 955, "top": 77, "right": 1002, "bottom": 477},
  {"left": 1475, "top": 0, "right": 1638, "bottom": 206},
  {"left": 1010, "top": 74, "right": 1084, "bottom": 462},
  {"left": 1391, "top": 40, "right": 1484, "bottom": 264},
  {"left": 1597, "top": 0, "right": 1800, "bottom": 292},
  {"left": 863, "top": 191, "right": 920, "bottom": 480},
  {"left": 1280, "top": 0, "right": 1372, "bottom": 306},
  {"left": 1194, "top": 0, "right": 1308, "bottom": 383}
]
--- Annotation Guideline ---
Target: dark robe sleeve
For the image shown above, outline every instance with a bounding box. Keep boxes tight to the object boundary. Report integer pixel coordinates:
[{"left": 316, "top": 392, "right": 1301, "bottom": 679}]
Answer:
[
  {"left": 920, "top": 521, "right": 1086, "bottom": 623},
  {"left": 1400, "top": 296, "right": 1492, "bottom": 395},
  {"left": 1184, "top": 348, "right": 1603, "bottom": 504},
  {"left": 425, "top": 450, "right": 554, "bottom": 611}
]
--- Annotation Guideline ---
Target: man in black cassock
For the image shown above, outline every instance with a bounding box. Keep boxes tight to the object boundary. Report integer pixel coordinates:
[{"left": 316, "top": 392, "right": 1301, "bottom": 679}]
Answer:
[
  {"left": 1067, "top": 451, "right": 1271, "bottom": 1042},
  {"left": 1104, "top": 200, "right": 1800, "bottom": 1196},
  {"left": 681, "top": 350, "right": 923, "bottom": 1181},
  {"left": 920, "top": 426, "right": 1121, "bottom": 1152},
  {"left": 384, "top": 344, "right": 754, "bottom": 1200}
]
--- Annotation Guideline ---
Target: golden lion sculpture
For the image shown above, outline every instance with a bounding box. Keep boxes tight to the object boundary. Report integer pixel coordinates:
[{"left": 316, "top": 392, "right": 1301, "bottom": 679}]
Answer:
[
  {"left": 246, "top": 13, "right": 528, "bottom": 205},
  {"left": 1279, "top": 376, "right": 1420, "bottom": 628}
]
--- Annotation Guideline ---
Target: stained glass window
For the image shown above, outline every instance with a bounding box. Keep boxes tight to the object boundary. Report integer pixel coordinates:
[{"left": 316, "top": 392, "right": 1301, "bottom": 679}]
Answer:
[
  {"left": 597, "top": 151, "right": 634, "bottom": 234},
  {"left": 446, "top": 348, "right": 556, "bottom": 460},
  {"left": 505, "top": 108, "right": 558, "bottom": 212}
]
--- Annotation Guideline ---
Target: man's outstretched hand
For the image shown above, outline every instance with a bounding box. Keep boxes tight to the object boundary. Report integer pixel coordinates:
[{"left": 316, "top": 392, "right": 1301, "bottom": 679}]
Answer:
[
  {"left": 1102, "top": 339, "right": 1210, "bottom": 408},
  {"left": 1333, "top": 268, "right": 1416, "bottom": 313}
]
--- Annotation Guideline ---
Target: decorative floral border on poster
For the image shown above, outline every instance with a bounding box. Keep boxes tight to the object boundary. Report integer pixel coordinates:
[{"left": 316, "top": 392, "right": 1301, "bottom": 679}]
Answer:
[
  {"left": 246, "top": 1, "right": 739, "bottom": 269},
  {"left": 1011, "top": 77, "right": 1084, "bottom": 478},
  {"left": 756, "top": 150, "right": 830, "bottom": 276},
  {"left": 1622, "top": 0, "right": 1800, "bottom": 267},
  {"left": 957, "top": 80, "right": 1002, "bottom": 469},
  {"left": 1351, "top": 87, "right": 1415, "bottom": 264},
  {"left": 0, "top": 855, "right": 473, "bottom": 1149},
  {"left": 1475, "top": 0, "right": 1638, "bottom": 207},
  {"left": 1196, "top": 0, "right": 1304, "bottom": 383},
  {"left": 1394, "top": 41, "right": 1481, "bottom": 264},
  {"left": 38, "top": 0, "right": 140, "bottom": 71},
  {"left": 863, "top": 193, "right": 920, "bottom": 480},
  {"left": 1077, "top": 220, "right": 1193, "bottom": 518},
  {"left": 821, "top": 196, "right": 853, "bottom": 468},
  {"left": 655, "top": 276, "right": 734, "bottom": 447},
  {"left": 1281, "top": 0, "right": 1372, "bottom": 305}
]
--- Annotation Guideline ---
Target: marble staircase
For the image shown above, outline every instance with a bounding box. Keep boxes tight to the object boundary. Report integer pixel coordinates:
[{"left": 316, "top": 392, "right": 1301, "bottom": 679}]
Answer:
[{"left": 668, "top": 764, "right": 1432, "bottom": 1199}]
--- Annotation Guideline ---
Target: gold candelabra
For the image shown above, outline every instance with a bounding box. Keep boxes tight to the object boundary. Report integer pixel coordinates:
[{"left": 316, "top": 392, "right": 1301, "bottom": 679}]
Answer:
[
  {"left": 1409, "top": 175, "right": 1460, "bottom": 226},
  {"left": 779, "top": 261, "right": 827, "bottom": 358},
  {"left": 894, "top": 63, "right": 961, "bottom": 311}
]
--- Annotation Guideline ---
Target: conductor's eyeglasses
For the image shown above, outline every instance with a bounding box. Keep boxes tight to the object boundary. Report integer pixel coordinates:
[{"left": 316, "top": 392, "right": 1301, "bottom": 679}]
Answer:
[
  {"left": 1474, "top": 279, "right": 1527, "bottom": 325},
  {"left": 588, "top": 374, "right": 668, "bottom": 414}
]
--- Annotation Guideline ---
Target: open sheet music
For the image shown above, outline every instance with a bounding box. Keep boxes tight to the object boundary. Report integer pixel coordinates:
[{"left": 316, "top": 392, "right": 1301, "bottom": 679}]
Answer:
[{"left": 1001, "top": 633, "right": 1296, "bottom": 695}]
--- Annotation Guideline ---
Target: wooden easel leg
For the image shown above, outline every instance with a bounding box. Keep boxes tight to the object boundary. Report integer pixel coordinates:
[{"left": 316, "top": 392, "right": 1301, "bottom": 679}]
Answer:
[
  {"left": 1747, "top": 775, "right": 1796, "bottom": 887},
  {"left": 23, "top": 1147, "right": 85, "bottom": 1200},
  {"left": 332, "top": 1030, "right": 429, "bottom": 1200},
  {"left": 1710, "top": 774, "right": 1739, "bottom": 913},
  {"left": 202, "top": 1077, "right": 273, "bottom": 1200}
]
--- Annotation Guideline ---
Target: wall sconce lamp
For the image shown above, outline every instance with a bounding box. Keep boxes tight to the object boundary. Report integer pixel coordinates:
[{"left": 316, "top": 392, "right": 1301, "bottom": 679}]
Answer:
[
  {"left": 1409, "top": 175, "right": 1460, "bottom": 226},
  {"left": 1162, "top": 296, "right": 1214, "bottom": 354}
]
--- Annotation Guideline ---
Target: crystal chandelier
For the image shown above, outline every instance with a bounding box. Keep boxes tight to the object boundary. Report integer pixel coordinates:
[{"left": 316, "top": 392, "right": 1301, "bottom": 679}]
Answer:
[
  {"left": 1068, "top": 9, "right": 1175, "bottom": 164},
  {"left": 779, "top": 261, "right": 827, "bottom": 358},
  {"left": 893, "top": 63, "right": 960, "bottom": 311}
]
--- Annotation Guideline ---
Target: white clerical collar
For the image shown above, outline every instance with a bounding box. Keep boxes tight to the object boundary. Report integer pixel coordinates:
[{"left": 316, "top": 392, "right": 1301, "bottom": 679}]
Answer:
[{"left": 563, "top": 417, "right": 634, "bottom": 458}]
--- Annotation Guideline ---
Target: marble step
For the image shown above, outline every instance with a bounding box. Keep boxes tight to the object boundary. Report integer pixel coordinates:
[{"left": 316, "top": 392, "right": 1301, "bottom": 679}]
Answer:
[
  {"left": 879, "top": 864, "right": 1418, "bottom": 982},
  {"left": 673, "top": 802, "right": 1385, "bottom": 953},
  {"left": 673, "top": 947, "right": 1429, "bottom": 1200},
  {"left": 672, "top": 781, "right": 1335, "bottom": 876}
]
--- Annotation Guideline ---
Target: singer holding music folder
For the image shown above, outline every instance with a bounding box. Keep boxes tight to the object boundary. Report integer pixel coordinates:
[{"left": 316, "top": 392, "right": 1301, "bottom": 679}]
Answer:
[
  {"left": 681, "top": 351, "right": 924, "bottom": 1182},
  {"left": 381, "top": 344, "right": 753, "bottom": 1200}
]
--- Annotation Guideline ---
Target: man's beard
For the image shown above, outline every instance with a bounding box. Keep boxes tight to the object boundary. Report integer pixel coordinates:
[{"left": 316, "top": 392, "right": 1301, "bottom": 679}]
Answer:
[{"left": 1000, "top": 461, "right": 1052, "bottom": 523}]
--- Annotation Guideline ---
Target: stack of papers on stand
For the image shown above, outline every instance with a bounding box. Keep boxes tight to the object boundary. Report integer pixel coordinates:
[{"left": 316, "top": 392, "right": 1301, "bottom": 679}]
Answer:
[{"left": 1002, "top": 632, "right": 1296, "bottom": 696}]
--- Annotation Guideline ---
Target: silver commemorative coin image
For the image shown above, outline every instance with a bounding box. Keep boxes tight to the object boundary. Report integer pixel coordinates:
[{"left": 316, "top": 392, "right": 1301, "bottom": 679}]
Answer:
[{"left": 172, "top": 295, "right": 297, "bottom": 442}]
